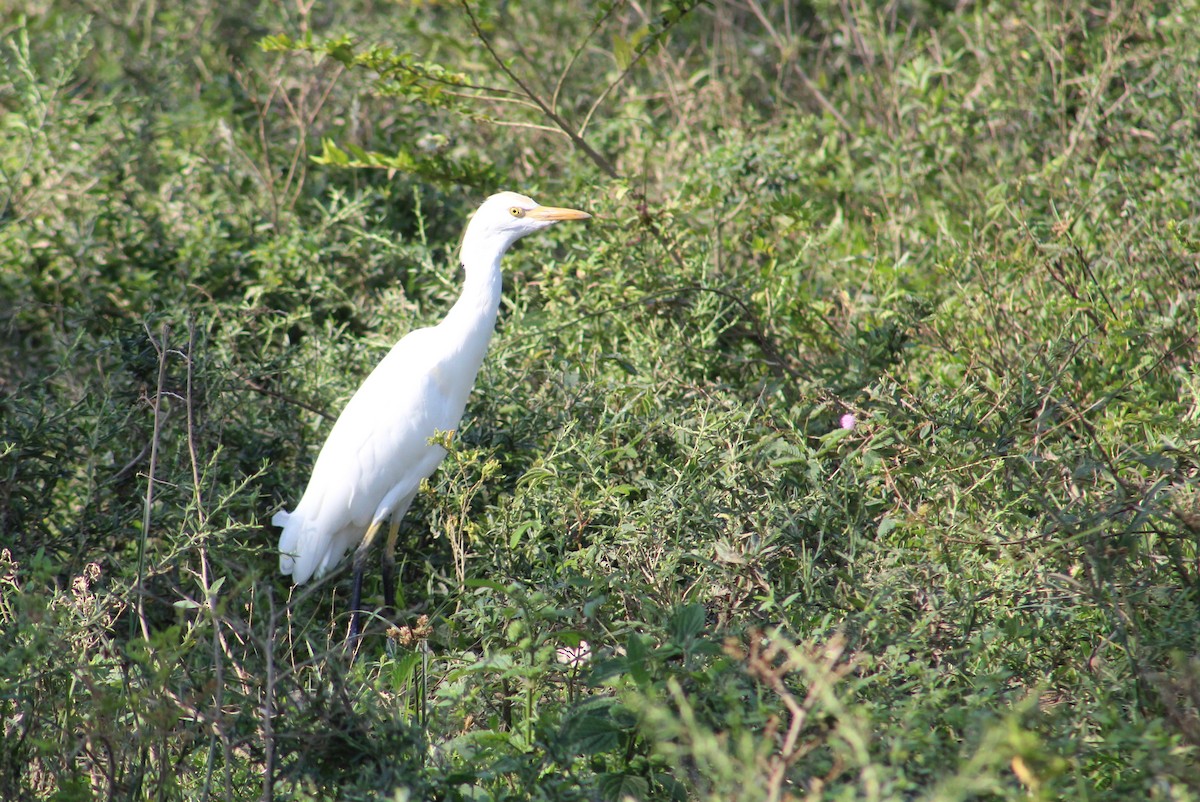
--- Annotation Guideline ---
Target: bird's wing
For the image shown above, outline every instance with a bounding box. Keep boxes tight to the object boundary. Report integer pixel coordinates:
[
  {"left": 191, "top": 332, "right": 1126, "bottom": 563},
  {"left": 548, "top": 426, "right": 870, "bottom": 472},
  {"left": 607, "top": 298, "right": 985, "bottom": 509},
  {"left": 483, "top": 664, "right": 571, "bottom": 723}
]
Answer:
[{"left": 278, "top": 327, "right": 464, "bottom": 583}]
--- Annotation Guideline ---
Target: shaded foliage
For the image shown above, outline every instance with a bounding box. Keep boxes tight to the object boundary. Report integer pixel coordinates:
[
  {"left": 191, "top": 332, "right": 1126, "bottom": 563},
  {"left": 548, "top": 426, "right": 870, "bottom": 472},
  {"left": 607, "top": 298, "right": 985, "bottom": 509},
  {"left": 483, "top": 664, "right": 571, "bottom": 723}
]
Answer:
[{"left": 2, "top": 1, "right": 1199, "bottom": 800}]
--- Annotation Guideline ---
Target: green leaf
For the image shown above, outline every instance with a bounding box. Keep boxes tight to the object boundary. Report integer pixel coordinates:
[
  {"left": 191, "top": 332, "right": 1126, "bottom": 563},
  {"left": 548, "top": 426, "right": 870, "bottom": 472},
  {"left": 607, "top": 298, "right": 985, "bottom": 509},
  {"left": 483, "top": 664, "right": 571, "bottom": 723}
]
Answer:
[
  {"left": 563, "top": 712, "right": 623, "bottom": 755},
  {"left": 668, "top": 602, "right": 706, "bottom": 645},
  {"left": 612, "top": 25, "right": 650, "bottom": 71},
  {"left": 598, "top": 772, "right": 649, "bottom": 802},
  {"left": 626, "top": 632, "right": 651, "bottom": 687},
  {"left": 323, "top": 35, "right": 358, "bottom": 67},
  {"left": 612, "top": 34, "right": 634, "bottom": 71},
  {"left": 313, "top": 137, "right": 349, "bottom": 166},
  {"left": 258, "top": 33, "right": 295, "bottom": 52},
  {"left": 463, "top": 578, "right": 507, "bottom": 593}
]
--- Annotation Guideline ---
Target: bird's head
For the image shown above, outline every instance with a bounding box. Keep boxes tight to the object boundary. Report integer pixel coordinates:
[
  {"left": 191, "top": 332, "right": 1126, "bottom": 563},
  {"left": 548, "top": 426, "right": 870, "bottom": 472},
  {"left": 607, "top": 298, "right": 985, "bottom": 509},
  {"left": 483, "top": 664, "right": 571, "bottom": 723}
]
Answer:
[{"left": 463, "top": 191, "right": 591, "bottom": 257}]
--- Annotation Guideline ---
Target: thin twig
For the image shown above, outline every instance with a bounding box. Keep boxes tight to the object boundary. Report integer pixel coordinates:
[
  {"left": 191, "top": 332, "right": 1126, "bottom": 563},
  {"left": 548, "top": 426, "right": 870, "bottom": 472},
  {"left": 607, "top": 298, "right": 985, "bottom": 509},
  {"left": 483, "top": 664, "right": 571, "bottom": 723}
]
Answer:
[
  {"left": 469, "top": 115, "right": 573, "bottom": 137},
  {"left": 185, "top": 319, "right": 206, "bottom": 525},
  {"left": 456, "top": 0, "right": 795, "bottom": 383},
  {"left": 577, "top": 1, "right": 680, "bottom": 137},
  {"left": 111, "top": 437, "right": 154, "bottom": 485},
  {"left": 238, "top": 373, "right": 335, "bottom": 421},
  {"left": 185, "top": 320, "right": 237, "bottom": 802},
  {"left": 277, "top": 61, "right": 345, "bottom": 210},
  {"left": 134, "top": 322, "right": 170, "bottom": 643},
  {"left": 551, "top": 0, "right": 623, "bottom": 114},
  {"left": 743, "top": 0, "right": 854, "bottom": 136},
  {"left": 440, "top": 88, "right": 546, "bottom": 111},
  {"left": 261, "top": 586, "right": 277, "bottom": 802},
  {"left": 458, "top": 0, "right": 619, "bottom": 178}
]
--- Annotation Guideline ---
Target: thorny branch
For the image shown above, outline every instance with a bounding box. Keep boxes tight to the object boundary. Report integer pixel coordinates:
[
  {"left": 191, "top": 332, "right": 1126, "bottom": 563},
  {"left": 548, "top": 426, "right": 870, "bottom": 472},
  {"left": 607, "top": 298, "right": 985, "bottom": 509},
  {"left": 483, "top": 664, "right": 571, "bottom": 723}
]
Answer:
[
  {"left": 458, "top": 0, "right": 798, "bottom": 383},
  {"left": 735, "top": 633, "right": 855, "bottom": 801}
]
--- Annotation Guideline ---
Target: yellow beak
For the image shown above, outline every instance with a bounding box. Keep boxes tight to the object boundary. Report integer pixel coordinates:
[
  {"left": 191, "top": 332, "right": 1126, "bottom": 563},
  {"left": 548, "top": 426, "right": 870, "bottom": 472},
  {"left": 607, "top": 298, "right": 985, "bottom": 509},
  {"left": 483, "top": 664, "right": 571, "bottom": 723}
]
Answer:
[{"left": 527, "top": 205, "right": 591, "bottom": 222}]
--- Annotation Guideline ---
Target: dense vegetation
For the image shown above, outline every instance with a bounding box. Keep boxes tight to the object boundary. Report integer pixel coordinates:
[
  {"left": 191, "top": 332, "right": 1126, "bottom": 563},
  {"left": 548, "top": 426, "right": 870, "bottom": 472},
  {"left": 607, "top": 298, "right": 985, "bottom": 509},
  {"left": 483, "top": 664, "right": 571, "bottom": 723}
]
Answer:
[{"left": 2, "top": 0, "right": 1198, "bottom": 799}]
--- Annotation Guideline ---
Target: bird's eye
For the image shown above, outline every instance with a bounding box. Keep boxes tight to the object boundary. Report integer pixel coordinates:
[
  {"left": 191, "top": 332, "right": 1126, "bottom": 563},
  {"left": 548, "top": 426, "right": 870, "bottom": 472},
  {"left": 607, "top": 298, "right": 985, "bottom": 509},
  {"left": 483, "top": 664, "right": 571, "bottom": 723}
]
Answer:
[{"left": 509, "top": 206, "right": 525, "bottom": 217}]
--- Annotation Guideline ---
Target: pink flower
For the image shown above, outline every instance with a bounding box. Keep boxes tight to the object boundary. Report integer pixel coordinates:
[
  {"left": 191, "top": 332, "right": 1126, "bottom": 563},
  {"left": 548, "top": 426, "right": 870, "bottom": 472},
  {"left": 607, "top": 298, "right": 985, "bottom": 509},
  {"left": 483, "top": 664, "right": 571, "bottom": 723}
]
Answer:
[{"left": 839, "top": 413, "right": 857, "bottom": 430}]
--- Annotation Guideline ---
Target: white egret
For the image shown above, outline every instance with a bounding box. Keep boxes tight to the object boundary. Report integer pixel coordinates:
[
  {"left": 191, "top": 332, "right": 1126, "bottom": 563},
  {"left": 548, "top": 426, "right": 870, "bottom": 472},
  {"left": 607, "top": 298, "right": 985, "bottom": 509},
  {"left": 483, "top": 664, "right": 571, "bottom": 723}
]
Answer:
[{"left": 274, "top": 191, "right": 591, "bottom": 638}]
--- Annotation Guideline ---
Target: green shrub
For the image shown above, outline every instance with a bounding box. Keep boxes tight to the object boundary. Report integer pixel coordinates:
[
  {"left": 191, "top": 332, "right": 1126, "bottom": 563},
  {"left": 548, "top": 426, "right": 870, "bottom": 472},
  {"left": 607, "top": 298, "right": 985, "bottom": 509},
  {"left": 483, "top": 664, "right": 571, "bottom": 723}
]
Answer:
[{"left": 2, "top": 1, "right": 1199, "bottom": 799}]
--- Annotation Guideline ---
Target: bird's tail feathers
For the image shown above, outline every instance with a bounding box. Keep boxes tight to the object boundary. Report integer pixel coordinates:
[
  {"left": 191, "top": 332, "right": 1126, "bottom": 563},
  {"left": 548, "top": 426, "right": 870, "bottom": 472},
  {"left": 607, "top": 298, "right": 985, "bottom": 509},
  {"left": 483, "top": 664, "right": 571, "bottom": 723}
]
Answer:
[
  {"left": 277, "top": 506, "right": 359, "bottom": 586},
  {"left": 276, "top": 507, "right": 309, "bottom": 580}
]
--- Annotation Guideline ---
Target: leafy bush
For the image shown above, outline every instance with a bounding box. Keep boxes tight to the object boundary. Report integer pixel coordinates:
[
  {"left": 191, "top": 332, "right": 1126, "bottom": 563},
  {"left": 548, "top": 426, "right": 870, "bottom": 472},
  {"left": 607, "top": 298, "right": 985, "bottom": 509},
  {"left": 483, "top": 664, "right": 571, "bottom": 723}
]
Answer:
[{"left": 2, "top": 1, "right": 1199, "bottom": 800}]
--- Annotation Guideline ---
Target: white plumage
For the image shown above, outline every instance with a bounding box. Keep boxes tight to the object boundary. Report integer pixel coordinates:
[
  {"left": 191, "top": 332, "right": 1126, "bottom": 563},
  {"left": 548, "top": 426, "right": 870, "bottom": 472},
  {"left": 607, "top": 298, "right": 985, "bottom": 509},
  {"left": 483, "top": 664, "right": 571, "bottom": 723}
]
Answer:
[
  {"left": 274, "top": 191, "right": 590, "bottom": 633},
  {"left": 274, "top": 326, "right": 450, "bottom": 584}
]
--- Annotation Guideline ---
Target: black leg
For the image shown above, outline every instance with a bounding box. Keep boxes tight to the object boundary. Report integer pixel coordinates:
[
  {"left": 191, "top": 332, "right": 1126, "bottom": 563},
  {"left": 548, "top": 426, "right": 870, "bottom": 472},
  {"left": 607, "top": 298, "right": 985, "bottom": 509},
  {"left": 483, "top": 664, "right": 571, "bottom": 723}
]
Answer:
[
  {"left": 382, "top": 518, "right": 401, "bottom": 613},
  {"left": 380, "top": 558, "right": 395, "bottom": 614},
  {"left": 348, "top": 519, "right": 384, "bottom": 644},
  {"left": 348, "top": 547, "right": 367, "bottom": 643}
]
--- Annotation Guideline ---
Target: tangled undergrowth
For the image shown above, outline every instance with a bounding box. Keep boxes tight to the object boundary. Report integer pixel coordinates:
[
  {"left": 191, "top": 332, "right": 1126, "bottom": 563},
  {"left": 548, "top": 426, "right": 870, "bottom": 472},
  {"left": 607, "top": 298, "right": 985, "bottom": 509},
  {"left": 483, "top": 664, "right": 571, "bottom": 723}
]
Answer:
[{"left": 2, "top": 1, "right": 1198, "bottom": 799}]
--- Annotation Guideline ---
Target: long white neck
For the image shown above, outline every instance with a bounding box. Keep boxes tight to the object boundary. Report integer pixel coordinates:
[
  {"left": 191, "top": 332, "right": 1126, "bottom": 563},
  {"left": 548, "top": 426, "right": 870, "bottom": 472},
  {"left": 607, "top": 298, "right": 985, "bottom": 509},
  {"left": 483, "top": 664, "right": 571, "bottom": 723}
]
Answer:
[{"left": 436, "top": 232, "right": 510, "bottom": 379}]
